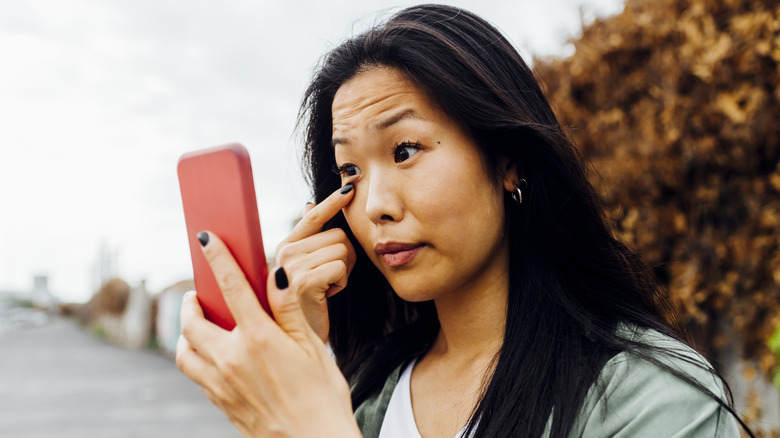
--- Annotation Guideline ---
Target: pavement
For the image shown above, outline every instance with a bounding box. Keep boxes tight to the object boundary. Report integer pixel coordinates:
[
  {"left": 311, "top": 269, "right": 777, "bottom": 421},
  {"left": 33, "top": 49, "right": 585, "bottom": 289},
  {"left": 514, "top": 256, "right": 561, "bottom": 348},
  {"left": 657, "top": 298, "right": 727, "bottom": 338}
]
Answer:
[{"left": 0, "top": 315, "right": 241, "bottom": 438}]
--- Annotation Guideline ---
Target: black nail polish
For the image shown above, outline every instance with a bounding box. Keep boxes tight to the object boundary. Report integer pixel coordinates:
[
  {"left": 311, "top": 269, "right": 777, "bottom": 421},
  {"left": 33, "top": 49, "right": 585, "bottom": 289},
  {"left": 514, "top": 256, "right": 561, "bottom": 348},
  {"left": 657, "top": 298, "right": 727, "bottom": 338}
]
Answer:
[
  {"left": 197, "top": 231, "right": 209, "bottom": 247},
  {"left": 340, "top": 183, "right": 354, "bottom": 195},
  {"left": 275, "top": 267, "right": 289, "bottom": 290}
]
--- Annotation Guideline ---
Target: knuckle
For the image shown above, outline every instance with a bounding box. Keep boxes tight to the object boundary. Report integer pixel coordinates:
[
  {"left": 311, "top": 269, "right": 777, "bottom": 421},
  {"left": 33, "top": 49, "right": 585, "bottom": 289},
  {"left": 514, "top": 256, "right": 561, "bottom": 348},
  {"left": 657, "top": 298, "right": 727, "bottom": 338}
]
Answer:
[
  {"left": 208, "top": 385, "right": 231, "bottom": 406},
  {"left": 290, "top": 271, "right": 308, "bottom": 292},
  {"left": 202, "top": 388, "right": 221, "bottom": 407},
  {"left": 244, "top": 327, "right": 270, "bottom": 349},
  {"left": 322, "top": 227, "right": 341, "bottom": 239},
  {"left": 326, "top": 228, "right": 350, "bottom": 245},
  {"left": 337, "top": 259, "right": 348, "bottom": 276},
  {"left": 175, "top": 336, "right": 194, "bottom": 373},
  {"left": 334, "top": 228, "right": 349, "bottom": 240},
  {"left": 179, "top": 322, "right": 193, "bottom": 340},
  {"left": 335, "top": 242, "right": 349, "bottom": 260},
  {"left": 305, "top": 207, "right": 324, "bottom": 226},
  {"left": 291, "top": 270, "right": 322, "bottom": 295},
  {"left": 265, "top": 421, "right": 286, "bottom": 436},
  {"left": 275, "top": 240, "right": 288, "bottom": 258},
  {"left": 285, "top": 257, "right": 303, "bottom": 275},
  {"left": 217, "top": 355, "right": 241, "bottom": 376},
  {"left": 221, "top": 367, "right": 241, "bottom": 389},
  {"left": 253, "top": 335, "right": 271, "bottom": 353},
  {"left": 276, "top": 242, "right": 294, "bottom": 264},
  {"left": 175, "top": 348, "right": 186, "bottom": 371},
  {"left": 208, "top": 248, "right": 229, "bottom": 266},
  {"left": 216, "top": 270, "right": 243, "bottom": 294}
]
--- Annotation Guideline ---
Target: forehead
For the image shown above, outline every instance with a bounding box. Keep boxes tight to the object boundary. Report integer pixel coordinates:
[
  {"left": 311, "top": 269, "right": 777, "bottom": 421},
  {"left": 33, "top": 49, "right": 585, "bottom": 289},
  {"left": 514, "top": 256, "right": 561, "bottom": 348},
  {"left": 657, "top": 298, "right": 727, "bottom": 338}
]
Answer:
[{"left": 331, "top": 67, "right": 437, "bottom": 139}]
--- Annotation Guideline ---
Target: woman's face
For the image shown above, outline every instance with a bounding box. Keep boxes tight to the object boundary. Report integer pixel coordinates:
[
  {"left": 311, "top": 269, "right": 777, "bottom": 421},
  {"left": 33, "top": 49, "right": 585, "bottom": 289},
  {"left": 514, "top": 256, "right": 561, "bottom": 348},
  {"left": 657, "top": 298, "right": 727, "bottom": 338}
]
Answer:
[{"left": 331, "top": 67, "right": 512, "bottom": 302}]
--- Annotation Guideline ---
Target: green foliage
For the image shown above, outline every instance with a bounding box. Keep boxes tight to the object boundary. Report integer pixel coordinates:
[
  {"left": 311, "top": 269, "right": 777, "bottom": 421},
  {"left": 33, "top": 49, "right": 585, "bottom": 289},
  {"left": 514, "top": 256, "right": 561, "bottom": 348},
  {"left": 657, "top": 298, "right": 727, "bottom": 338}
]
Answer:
[
  {"left": 147, "top": 334, "right": 159, "bottom": 350},
  {"left": 770, "top": 326, "right": 780, "bottom": 391},
  {"left": 91, "top": 325, "right": 107, "bottom": 339},
  {"left": 8, "top": 297, "right": 34, "bottom": 308}
]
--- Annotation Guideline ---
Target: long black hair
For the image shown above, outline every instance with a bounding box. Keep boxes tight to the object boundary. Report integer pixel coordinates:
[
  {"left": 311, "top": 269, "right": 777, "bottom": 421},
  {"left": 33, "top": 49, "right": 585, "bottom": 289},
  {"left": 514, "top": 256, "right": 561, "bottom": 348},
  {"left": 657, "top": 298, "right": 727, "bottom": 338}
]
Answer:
[{"left": 299, "top": 4, "right": 750, "bottom": 437}]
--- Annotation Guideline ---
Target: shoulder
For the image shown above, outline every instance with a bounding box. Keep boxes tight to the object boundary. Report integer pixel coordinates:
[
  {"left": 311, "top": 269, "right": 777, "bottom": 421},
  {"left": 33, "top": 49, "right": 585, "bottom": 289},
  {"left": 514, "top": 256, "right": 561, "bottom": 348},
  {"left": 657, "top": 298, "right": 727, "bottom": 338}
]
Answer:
[{"left": 572, "top": 325, "right": 740, "bottom": 438}]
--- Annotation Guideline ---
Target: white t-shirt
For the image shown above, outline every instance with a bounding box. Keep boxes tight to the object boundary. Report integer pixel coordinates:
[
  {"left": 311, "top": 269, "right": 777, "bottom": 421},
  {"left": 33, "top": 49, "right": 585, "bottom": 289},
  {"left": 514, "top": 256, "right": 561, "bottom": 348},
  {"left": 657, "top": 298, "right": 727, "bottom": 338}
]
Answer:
[{"left": 378, "top": 358, "right": 471, "bottom": 438}]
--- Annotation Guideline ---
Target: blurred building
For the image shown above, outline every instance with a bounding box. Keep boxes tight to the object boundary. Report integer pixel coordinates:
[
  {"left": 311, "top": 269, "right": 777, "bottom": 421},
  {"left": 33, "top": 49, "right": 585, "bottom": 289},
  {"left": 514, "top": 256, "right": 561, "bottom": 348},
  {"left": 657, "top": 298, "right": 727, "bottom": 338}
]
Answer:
[
  {"left": 154, "top": 279, "right": 194, "bottom": 357},
  {"left": 0, "top": 275, "right": 54, "bottom": 332},
  {"left": 91, "top": 241, "right": 119, "bottom": 297},
  {"left": 0, "top": 274, "right": 55, "bottom": 309},
  {"left": 30, "top": 275, "right": 55, "bottom": 309}
]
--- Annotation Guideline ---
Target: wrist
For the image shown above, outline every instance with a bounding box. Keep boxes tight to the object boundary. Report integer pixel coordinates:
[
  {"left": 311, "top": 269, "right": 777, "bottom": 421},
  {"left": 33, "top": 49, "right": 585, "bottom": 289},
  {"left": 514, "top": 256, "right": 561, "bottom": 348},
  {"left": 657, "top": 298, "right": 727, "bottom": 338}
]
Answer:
[{"left": 301, "top": 403, "right": 361, "bottom": 438}]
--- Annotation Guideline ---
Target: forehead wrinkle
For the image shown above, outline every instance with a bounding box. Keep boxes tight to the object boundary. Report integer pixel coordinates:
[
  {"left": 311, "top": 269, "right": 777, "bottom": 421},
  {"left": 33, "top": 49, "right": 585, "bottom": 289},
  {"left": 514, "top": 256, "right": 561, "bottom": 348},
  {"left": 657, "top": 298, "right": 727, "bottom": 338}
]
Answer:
[
  {"left": 331, "top": 107, "right": 423, "bottom": 149},
  {"left": 331, "top": 69, "right": 426, "bottom": 148},
  {"left": 373, "top": 108, "right": 426, "bottom": 130},
  {"left": 332, "top": 107, "right": 423, "bottom": 148}
]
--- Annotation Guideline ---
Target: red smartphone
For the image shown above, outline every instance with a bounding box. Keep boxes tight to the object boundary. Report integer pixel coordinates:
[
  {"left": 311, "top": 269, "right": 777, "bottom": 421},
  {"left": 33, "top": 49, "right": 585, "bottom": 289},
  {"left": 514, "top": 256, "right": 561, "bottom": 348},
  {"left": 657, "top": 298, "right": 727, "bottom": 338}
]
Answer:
[{"left": 177, "top": 143, "right": 270, "bottom": 330}]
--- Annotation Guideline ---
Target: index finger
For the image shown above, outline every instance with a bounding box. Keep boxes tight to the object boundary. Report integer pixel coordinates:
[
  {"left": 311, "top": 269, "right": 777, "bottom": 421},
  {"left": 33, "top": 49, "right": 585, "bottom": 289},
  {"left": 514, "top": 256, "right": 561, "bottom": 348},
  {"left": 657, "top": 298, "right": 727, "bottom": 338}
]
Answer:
[
  {"left": 286, "top": 183, "right": 354, "bottom": 242},
  {"left": 199, "top": 230, "right": 273, "bottom": 330}
]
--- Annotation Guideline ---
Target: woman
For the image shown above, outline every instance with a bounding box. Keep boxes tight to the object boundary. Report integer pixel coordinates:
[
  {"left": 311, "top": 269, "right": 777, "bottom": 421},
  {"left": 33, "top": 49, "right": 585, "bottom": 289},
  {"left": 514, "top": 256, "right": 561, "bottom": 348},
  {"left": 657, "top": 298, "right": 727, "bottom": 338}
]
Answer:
[{"left": 177, "top": 4, "right": 749, "bottom": 437}]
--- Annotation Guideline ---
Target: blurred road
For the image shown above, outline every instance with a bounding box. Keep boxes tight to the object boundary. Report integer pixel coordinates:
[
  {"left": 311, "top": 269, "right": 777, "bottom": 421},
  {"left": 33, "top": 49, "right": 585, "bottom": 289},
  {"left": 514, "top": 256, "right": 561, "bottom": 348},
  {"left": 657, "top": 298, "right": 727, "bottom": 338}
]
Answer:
[{"left": 0, "top": 315, "right": 241, "bottom": 438}]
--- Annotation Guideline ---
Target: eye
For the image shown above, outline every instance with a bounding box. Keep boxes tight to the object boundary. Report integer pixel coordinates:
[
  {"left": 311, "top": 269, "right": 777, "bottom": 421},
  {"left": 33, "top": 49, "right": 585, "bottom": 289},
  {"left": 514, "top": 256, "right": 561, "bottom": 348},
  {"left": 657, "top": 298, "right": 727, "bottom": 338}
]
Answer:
[
  {"left": 393, "top": 141, "right": 420, "bottom": 163},
  {"left": 334, "top": 163, "right": 361, "bottom": 178}
]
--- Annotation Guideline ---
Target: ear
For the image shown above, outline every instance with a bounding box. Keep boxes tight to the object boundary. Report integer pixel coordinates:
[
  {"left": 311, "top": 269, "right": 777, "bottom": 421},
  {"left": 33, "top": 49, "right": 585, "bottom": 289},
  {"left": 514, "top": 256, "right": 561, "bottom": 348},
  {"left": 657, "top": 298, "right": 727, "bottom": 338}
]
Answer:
[{"left": 498, "top": 157, "right": 521, "bottom": 192}]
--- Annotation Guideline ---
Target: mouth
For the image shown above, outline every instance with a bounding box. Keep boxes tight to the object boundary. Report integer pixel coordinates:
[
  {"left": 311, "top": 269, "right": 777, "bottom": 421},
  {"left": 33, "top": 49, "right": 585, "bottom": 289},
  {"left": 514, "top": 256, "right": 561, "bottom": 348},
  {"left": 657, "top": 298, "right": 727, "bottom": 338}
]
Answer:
[{"left": 374, "top": 242, "right": 424, "bottom": 268}]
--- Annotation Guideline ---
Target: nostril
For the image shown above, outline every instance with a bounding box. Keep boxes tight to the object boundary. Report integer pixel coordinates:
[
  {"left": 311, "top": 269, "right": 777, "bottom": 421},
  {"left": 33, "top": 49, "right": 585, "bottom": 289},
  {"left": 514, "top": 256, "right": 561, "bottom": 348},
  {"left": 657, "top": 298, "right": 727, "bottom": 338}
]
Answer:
[{"left": 381, "top": 214, "right": 394, "bottom": 221}]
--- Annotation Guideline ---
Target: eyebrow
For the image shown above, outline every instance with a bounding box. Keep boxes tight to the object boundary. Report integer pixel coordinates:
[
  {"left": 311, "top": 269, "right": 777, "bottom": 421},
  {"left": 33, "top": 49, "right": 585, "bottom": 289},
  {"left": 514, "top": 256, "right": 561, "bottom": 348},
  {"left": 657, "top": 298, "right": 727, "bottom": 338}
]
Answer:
[
  {"left": 375, "top": 109, "right": 425, "bottom": 130},
  {"left": 331, "top": 109, "right": 425, "bottom": 147}
]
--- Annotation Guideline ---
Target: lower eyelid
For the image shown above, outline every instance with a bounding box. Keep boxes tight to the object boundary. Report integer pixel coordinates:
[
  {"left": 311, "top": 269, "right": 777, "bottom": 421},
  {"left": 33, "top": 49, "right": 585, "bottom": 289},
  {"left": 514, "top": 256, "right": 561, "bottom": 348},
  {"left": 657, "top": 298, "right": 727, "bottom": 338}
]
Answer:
[
  {"left": 335, "top": 163, "right": 361, "bottom": 176},
  {"left": 342, "top": 176, "right": 360, "bottom": 187},
  {"left": 341, "top": 170, "right": 361, "bottom": 181}
]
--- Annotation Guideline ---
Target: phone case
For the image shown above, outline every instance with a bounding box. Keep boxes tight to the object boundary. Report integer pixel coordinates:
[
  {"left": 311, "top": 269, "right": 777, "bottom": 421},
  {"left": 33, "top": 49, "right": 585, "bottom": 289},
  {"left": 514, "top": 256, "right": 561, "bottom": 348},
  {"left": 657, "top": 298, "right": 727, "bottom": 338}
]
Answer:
[{"left": 177, "top": 143, "right": 270, "bottom": 330}]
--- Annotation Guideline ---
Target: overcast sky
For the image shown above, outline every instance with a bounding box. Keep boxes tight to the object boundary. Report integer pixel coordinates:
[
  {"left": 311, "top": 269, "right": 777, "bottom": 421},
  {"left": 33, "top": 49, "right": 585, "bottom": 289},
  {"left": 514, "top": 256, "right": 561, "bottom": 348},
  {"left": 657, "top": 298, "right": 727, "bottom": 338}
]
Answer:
[{"left": 0, "top": 0, "right": 623, "bottom": 303}]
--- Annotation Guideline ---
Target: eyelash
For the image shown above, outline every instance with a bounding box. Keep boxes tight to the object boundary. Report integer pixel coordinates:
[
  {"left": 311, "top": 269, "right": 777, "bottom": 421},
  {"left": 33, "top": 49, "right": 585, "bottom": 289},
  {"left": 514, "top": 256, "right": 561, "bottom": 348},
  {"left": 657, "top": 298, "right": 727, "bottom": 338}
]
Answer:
[
  {"left": 392, "top": 140, "right": 421, "bottom": 163},
  {"left": 333, "top": 163, "right": 360, "bottom": 177}
]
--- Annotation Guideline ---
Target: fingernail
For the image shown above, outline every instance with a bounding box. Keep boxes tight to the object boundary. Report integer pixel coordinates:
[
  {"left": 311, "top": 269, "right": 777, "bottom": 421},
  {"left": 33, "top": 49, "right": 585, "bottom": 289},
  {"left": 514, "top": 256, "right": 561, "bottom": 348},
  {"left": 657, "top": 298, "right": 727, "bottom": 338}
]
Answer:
[
  {"left": 183, "top": 290, "right": 196, "bottom": 302},
  {"left": 305, "top": 201, "right": 315, "bottom": 207},
  {"left": 197, "top": 231, "right": 209, "bottom": 247},
  {"left": 340, "top": 183, "right": 354, "bottom": 195},
  {"left": 275, "top": 267, "right": 289, "bottom": 290}
]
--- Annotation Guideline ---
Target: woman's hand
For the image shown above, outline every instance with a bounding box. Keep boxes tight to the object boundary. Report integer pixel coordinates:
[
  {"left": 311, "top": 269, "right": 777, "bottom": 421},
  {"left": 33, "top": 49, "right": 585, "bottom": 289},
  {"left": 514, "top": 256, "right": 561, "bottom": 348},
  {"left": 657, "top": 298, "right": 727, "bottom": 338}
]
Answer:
[
  {"left": 275, "top": 183, "right": 356, "bottom": 341},
  {"left": 176, "top": 229, "right": 361, "bottom": 438}
]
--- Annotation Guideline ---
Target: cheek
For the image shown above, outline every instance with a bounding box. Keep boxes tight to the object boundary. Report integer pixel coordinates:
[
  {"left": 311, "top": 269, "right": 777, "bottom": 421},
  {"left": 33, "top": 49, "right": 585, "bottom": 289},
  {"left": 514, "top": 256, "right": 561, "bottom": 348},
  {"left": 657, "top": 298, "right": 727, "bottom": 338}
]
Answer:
[
  {"left": 419, "top": 185, "right": 503, "bottom": 248},
  {"left": 410, "top": 155, "right": 502, "bottom": 230},
  {"left": 412, "top": 173, "right": 506, "bottom": 286}
]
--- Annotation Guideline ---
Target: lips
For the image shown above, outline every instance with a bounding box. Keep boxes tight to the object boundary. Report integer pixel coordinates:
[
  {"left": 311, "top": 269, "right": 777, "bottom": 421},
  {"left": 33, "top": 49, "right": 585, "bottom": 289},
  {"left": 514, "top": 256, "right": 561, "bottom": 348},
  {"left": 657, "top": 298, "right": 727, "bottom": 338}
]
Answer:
[{"left": 375, "top": 242, "right": 424, "bottom": 268}]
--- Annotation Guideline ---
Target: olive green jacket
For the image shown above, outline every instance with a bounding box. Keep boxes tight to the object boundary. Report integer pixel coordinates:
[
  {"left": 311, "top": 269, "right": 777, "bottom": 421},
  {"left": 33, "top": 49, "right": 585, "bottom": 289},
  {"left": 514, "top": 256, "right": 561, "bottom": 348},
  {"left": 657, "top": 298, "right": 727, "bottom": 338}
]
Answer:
[{"left": 354, "top": 328, "right": 740, "bottom": 437}]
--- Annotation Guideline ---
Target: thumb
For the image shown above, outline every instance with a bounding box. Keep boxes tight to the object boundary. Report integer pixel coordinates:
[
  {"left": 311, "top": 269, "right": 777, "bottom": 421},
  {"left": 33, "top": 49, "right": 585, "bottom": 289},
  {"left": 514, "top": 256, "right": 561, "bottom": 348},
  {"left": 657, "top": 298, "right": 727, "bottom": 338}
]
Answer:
[{"left": 267, "top": 267, "right": 318, "bottom": 345}]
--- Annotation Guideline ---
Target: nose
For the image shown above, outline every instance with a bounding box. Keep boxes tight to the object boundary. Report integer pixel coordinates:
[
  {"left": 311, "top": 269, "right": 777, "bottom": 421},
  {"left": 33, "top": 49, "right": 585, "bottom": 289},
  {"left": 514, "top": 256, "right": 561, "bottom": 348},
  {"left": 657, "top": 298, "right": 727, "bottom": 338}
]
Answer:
[{"left": 364, "top": 170, "right": 404, "bottom": 224}]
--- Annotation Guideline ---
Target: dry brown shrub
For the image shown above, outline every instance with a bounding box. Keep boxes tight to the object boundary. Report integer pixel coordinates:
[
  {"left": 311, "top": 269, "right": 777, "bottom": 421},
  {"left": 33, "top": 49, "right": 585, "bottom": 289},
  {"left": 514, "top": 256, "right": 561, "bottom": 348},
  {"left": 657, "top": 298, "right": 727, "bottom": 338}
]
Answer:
[
  {"left": 534, "top": 0, "right": 780, "bottom": 373},
  {"left": 87, "top": 278, "right": 131, "bottom": 317}
]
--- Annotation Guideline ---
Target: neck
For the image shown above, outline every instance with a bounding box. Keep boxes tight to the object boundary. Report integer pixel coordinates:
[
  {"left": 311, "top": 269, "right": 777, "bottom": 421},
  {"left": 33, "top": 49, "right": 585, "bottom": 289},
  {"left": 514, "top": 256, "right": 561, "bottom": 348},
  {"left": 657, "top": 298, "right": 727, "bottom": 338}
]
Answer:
[{"left": 428, "top": 244, "right": 509, "bottom": 364}]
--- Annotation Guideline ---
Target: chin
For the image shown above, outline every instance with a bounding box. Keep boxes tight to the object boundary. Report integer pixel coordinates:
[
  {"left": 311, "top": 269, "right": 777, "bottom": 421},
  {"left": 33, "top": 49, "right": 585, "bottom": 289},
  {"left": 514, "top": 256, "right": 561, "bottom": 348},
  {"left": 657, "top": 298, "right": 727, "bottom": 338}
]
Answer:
[
  {"left": 387, "top": 280, "right": 440, "bottom": 303},
  {"left": 394, "top": 292, "right": 434, "bottom": 303}
]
